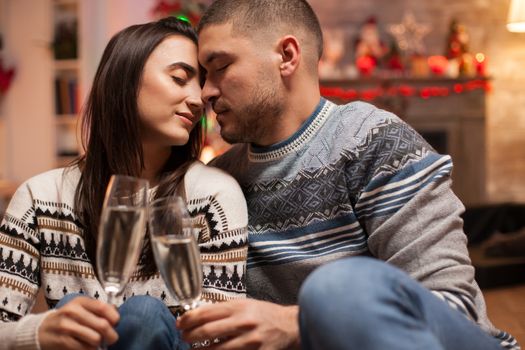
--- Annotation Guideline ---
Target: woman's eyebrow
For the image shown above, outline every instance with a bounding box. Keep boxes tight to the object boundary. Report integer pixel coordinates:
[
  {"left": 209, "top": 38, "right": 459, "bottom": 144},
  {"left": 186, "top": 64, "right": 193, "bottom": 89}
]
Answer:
[{"left": 167, "top": 62, "right": 197, "bottom": 76}]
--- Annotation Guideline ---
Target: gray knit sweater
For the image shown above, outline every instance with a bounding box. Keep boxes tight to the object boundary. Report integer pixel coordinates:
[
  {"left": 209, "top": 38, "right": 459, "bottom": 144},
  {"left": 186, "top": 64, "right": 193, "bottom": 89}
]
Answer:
[{"left": 211, "top": 98, "right": 519, "bottom": 350}]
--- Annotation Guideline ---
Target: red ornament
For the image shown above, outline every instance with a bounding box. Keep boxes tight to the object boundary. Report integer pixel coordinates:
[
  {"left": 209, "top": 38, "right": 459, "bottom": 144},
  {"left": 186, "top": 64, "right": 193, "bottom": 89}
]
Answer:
[
  {"left": 356, "top": 56, "right": 376, "bottom": 77},
  {"left": 0, "top": 59, "right": 15, "bottom": 95}
]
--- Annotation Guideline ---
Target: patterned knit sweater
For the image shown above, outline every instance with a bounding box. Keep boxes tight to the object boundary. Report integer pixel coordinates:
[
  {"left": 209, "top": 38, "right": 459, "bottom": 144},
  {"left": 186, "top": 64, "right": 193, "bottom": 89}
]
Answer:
[
  {"left": 0, "top": 161, "right": 248, "bottom": 350},
  {"left": 211, "top": 98, "right": 519, "bottom": 350}
]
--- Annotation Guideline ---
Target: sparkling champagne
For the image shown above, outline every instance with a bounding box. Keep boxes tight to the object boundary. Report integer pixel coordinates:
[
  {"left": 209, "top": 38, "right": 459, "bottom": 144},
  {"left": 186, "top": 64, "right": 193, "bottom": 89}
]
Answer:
[
  {"left": 97, "top": 206, "right": 147, "bottom": 295},
  {"left": 152, "top": 234, "right": 202, "bottom": 309}
]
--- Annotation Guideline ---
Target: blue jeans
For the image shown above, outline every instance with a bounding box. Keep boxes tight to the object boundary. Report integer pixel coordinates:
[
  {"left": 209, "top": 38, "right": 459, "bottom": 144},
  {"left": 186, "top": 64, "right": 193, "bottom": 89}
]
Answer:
[
  {"left": 56, "top": 294, "right": 189, "bottom": 350},
  {"left": 298, "top": 257, "right": 502, "bottom": 350}
]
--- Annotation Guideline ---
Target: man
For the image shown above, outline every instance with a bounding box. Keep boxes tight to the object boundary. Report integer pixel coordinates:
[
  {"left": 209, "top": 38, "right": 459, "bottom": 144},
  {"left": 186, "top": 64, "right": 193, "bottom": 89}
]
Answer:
[{"left": 177, "top": 1, "right": 519, "bottom": 349}]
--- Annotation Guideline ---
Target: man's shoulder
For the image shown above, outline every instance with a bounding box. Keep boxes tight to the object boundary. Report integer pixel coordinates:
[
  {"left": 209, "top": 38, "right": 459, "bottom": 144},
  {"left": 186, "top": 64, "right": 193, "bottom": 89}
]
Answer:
[
  {"left": 319, "top": 100, "right": 410, "bottom": 152},
  {"left": 208, "top": 144, "right": 248, "bottom": 171},
  {"left": 333, "top": 100, "right": 404, "bottom": 129}
]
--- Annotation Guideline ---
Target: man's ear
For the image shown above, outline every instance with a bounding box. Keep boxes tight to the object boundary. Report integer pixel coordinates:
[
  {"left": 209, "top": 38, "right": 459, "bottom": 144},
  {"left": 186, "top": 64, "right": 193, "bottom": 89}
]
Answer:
[{"left": 278, "top": 35, "right": 300, "bottom": 77}]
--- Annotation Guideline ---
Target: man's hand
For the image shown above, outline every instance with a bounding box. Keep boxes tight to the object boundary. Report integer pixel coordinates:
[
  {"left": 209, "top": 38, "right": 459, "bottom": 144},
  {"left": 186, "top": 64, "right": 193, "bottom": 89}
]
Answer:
[
  {"left": 39, "top": 296, "right": 120, "bottom": 350},
  {"left": 176, "top": 299, "right": 300, "bottom": 350}
]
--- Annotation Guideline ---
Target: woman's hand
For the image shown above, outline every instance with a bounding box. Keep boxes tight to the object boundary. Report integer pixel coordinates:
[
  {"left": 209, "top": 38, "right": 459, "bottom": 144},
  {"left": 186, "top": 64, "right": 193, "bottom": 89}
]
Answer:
[
  {"left": 38, "top": 296, "right": 120, "bottom": 350},
  {"left": 177, "top": 299, "right": 300, "bottom": 350}
]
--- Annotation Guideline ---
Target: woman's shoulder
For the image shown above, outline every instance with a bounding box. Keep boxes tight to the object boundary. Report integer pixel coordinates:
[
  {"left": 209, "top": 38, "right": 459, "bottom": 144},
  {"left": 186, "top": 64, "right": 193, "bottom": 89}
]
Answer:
[
  {"left": 21, "top": 166, "right": 80, "bottom": 191},
  {"left": 13, "top": 166, "right": 80, "bottom": 202},
  {"left": 6, "top": 166, "right": 80, "bottom": 217}
]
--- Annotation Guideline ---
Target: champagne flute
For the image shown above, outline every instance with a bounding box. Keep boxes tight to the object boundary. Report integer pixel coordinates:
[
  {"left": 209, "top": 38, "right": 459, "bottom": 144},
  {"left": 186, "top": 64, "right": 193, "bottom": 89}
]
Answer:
[
  {"left": 96, "top": 174, "right": 149, "bottom": 313},
  {"left": 149, "top": 196, "right": 203, "bottom": 312}
]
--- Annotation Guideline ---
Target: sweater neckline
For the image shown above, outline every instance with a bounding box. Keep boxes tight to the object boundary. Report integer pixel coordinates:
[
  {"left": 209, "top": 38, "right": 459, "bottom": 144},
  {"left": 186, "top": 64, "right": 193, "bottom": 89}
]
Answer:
[{"left": 248, "top": 98, "right": 334, "bottom": 162}]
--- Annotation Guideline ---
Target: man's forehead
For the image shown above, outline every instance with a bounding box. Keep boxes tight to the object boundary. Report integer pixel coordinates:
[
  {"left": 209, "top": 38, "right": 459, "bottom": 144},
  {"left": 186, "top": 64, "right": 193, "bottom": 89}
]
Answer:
[
  {"left": 198, "top": 23, "right": 251, "bottom": 62},
  {"left": 199, "top": 23, "right": 234, "bottom": 43}
]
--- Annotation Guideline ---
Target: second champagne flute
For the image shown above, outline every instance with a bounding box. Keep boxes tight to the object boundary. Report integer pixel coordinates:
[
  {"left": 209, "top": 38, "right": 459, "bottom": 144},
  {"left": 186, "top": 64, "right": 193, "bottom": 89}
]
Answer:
[{"left": 149, "top": 196, "right": 203, "bottom": 312}]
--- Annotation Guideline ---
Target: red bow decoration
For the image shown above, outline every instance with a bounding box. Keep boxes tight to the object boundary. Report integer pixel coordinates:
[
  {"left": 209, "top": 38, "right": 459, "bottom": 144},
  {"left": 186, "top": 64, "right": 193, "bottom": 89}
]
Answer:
[
  {"left": 151, "top": 0, "right": 203, "bottom": 26},
  {"left": 151, "top": 0, "right": 183, "bottom": 17},
  {"left": 0, "top": 59, "right": 15, "bottom": 95}
]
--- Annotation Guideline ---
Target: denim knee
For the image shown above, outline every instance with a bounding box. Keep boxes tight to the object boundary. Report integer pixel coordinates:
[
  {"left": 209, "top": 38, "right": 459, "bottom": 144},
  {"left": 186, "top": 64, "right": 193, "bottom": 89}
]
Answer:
[
  {"left": 299, "top": 257, "right": 389, "bottom": 305},
  {"left": 118, "top": 295, "right": 168, "bottom": 320},
  {"left": 113, "top": 295, "right": 186, "bottom": 350},
  {"left": 55, "top": 292, "right": 86, "bottom": 309}
]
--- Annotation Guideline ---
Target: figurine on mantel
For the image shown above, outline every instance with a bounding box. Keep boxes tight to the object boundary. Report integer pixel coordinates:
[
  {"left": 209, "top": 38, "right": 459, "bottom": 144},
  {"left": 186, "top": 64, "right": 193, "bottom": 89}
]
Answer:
[
  {"left": 319, "top": 28, "right": 347, "bottom": 79},
  {"left": 445, "top": 19, "right": 475, "bottom": 77},
  {"left": 354, "top": 16, "right": 387, "bottom": 76}
]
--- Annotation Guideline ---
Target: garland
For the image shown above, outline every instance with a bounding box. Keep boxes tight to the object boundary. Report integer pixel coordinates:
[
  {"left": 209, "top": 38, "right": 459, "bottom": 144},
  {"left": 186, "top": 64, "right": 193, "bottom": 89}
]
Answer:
[{"left": 320, "top": 79, "right": 490, "bottom": 102}]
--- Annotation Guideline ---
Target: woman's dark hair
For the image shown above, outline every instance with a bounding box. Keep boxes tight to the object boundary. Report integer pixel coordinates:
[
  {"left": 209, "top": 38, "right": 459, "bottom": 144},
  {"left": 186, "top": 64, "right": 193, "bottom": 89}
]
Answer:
[{"left": 73, "top": 17, "right": 203, "bottom": 273}]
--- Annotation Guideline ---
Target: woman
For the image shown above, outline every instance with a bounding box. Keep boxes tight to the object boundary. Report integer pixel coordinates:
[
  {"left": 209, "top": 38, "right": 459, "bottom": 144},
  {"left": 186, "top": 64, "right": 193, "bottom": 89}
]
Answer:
[{"left": 0, "top": 17, "right": 248, "bottom": 350}]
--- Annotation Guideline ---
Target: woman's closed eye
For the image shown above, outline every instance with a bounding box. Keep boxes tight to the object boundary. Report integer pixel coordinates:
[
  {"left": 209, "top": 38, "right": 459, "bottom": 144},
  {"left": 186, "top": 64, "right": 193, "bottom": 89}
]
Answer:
[
  {"left": 172, "top": 75, "right": 188, "bottom": 85},
  {"left": 170, "top": 66, "right": 192, "bottom": 85}
]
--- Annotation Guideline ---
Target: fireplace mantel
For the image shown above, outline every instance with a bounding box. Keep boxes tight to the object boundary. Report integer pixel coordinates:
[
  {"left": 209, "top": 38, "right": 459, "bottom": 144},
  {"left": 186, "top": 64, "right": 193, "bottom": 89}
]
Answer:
[{"left": 321, "top": 78, "right": 488, "bottom": 206}]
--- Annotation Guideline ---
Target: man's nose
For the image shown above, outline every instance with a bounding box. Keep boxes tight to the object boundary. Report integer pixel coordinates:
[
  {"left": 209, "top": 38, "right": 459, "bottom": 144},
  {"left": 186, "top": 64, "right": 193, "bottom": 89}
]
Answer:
[{"left": 201, "top": 79, "right": 220, "bottom": 105}]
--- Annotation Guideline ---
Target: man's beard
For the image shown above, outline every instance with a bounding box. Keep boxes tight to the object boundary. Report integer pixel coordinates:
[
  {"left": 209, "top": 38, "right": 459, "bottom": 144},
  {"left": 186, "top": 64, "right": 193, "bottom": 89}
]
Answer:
[{"left": 220, "top": 83, "right": 284, "bottom": 145}]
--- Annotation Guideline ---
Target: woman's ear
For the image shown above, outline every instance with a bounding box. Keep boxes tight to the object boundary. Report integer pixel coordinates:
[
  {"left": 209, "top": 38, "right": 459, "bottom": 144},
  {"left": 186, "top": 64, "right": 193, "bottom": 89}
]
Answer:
[{"left": 278, "top": 35, "right": 300, "bottom": 77}]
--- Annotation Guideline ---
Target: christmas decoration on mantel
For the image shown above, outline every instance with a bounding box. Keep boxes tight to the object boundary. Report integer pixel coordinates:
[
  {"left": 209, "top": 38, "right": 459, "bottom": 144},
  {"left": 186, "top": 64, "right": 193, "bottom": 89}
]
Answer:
[
  {"left": 354, "top": 16, "right": 388, "bottom": 77},
  {"left": 389, "top": 12, "right": 431, "bottom": 56},
  {"left": 318, "top": 12, "right": 488, "bottom": 82},
  {"left": 151, "top": 0, "right": 206, "bottom": 25},
  {"left": 320, "top": 79, "right": 490, "bottom": 103}
]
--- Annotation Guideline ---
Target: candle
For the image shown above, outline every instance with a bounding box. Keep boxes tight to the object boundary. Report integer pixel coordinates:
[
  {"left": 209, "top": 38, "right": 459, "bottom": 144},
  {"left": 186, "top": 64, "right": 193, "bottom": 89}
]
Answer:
[{"left": 474, "top": 53, "right": 487, "bottom": 77}]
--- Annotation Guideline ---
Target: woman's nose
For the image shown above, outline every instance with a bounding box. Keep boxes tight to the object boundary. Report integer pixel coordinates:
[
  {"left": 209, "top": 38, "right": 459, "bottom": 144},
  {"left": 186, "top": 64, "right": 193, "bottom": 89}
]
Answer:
[{"left": 186, "top": 82, "right": 204, "bottom": 112}]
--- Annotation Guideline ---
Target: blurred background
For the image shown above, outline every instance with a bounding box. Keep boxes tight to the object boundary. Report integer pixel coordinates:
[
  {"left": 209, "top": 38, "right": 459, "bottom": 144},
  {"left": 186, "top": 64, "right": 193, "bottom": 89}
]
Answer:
[{"left": 1, "top": 0, "right": 524, "bottom": 207}]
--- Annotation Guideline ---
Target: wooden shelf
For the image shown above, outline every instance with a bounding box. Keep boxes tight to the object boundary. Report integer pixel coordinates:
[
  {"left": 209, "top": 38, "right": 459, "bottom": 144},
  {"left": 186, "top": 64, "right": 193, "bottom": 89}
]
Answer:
[
  {"left": 54, "top": 59, "right": 79, "bottom": 71},
  {"left": 53, "top": 0, "right": 81, "bottom": 166},
  {"left": 56, "top": 115, "right": 78, "bottom": 125}
]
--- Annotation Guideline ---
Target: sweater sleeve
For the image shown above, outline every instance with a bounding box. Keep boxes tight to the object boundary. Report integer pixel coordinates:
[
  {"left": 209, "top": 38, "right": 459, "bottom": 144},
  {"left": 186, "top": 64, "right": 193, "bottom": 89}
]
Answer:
[
  {"left": 185, "top": 162, "right": 249, "bottom": 303},
  {"left": 0, "top": 182, "right": 43, "bottom": 349},
  {"left": 348, "top": 117, "right": 481, "bottom": 321}
]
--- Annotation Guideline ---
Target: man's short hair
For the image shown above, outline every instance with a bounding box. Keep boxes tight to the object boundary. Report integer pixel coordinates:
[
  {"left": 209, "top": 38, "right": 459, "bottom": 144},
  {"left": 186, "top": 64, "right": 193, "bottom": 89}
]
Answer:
[{"left": 197, "top": 0, "right": 323, "bottom": 60}]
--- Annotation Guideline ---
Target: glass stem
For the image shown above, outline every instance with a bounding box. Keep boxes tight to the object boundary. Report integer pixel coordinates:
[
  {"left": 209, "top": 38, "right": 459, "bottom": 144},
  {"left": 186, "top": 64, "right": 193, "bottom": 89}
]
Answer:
[
  {"left": 107, "top": 292, "right": 117, "bottom": 306},
  {"left": 187, "top": 301, "right": 200, "bottom": 311}
]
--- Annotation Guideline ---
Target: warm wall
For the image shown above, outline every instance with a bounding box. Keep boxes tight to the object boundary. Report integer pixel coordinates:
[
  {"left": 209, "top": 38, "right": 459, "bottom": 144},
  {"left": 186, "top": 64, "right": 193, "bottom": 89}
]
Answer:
[
  {"left": 2, "top": 0, "right": 55, "bottom": 183},
  {"left": 309, "top": 0, "right": 525, "bottom": 204},
  {"left": 0, "top": 0, "right": 156, "bottom": 183}
]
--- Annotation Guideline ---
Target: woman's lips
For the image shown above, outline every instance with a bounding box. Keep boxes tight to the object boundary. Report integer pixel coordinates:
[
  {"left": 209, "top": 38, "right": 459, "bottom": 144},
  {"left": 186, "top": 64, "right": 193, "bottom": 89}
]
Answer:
[{"left": 175, "top": 113, "right": 195, "bottom": 128}]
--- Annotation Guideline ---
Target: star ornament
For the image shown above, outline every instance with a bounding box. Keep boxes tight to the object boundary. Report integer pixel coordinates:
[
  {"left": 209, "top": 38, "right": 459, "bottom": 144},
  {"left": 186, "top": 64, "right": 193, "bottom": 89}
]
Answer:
[{"left": 389, "top": 12, "right": 431, "bottom": 56}]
